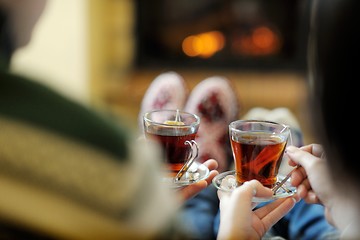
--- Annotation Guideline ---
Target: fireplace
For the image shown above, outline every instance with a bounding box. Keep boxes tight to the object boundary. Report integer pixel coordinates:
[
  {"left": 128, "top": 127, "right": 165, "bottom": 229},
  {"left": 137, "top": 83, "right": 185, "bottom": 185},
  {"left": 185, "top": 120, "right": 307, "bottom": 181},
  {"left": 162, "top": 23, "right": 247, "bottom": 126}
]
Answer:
[{"left": 134, "top": 0, "right": 310, "bottom": 72}]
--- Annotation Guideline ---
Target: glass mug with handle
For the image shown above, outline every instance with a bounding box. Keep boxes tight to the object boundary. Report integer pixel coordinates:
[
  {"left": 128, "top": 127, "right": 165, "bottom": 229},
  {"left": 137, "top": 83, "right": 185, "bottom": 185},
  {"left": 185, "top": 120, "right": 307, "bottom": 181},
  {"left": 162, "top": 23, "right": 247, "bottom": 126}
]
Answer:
[
  {"left": 143, "top": 109, "right": 200, "bottom": 182},
  {"left": 229, "top": 119, "right": 290, "bottom": 188}
]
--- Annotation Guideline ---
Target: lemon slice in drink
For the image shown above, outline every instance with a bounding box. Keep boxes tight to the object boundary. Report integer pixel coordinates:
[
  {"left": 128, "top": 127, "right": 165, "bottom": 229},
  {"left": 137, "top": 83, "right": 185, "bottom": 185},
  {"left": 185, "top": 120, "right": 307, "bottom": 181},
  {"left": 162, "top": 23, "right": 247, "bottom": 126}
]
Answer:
[{"left": 164, "top": 120, "right": 185, "bottom": 125}]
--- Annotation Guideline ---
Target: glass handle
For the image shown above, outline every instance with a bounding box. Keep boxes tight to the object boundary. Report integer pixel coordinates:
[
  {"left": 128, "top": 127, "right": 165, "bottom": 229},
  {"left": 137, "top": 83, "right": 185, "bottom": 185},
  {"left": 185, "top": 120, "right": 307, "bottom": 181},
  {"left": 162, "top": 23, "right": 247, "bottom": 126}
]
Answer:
[{"left": 174, "top": 140, "right": 199, "bottom": 182}]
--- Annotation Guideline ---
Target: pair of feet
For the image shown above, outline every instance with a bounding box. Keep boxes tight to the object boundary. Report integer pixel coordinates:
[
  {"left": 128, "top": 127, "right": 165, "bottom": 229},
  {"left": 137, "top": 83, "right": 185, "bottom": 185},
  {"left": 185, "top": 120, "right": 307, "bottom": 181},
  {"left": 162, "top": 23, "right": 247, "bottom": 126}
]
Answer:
[{"left": 138, "top": 71, "right": 241, "bottom": 173}]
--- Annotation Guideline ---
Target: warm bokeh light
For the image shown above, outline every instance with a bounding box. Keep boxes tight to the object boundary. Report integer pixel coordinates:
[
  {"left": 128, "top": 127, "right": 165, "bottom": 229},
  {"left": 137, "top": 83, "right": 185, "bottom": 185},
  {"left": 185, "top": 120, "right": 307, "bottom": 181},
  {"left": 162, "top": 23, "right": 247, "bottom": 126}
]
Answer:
[
  {"left": 183, "top": 27, "right": 280, "bottom": 58},
  {"left": 253, "top": 27, "right": 277, "bottom": 51},
  {"left": 232, "top": 25, "right": 281, "bottom": 56},
  {"left": 182, "top": 36, "right": 200, "bottom": 57},
  {"left": 182, "top": 31, "right": 225, "bottom": 58}
]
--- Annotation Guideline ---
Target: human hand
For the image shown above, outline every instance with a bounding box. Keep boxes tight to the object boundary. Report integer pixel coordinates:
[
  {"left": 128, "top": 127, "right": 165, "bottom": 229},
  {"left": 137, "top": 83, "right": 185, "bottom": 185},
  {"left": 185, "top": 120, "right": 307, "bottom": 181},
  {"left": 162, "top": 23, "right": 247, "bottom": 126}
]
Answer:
[
  {"left": 286, "top": 144, "right": 340, "bottom": 226},
  {"left": 217, "top": 180, "right": 297, "bottom": 239},
  {"left": 286, "top": 144, "right": 333, "bottom": 205},
  {"left": 177, "top": 159, "right": 219, "bottom": 202}
]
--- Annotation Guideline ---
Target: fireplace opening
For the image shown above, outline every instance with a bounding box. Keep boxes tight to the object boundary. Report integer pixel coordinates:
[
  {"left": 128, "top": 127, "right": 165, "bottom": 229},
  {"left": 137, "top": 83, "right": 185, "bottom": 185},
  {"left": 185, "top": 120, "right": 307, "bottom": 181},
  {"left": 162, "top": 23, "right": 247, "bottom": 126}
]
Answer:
[{"left": 135, "top": 0, "right": 310, "bottom": 72}]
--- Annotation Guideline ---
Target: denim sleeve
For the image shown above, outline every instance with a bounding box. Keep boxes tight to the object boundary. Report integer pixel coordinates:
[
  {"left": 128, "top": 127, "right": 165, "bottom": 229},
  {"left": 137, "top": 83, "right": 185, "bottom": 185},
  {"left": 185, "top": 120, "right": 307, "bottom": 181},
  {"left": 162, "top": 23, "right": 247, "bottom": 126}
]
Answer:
[{"left": 180, "top": 185, "right": 220, "bottom": 240}]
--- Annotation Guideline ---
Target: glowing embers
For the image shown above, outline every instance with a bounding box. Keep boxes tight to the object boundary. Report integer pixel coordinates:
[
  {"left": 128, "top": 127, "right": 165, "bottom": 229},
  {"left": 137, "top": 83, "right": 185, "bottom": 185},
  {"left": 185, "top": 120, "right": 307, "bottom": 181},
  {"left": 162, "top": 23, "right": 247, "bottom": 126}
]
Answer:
[
  {"left": 232, "top": 25, "right": 282, "bottom": 57},
  {"left": 182, "top": 31, "right": 225, "bottom": 58},
  {"left": 182, "top": 26, "right": 282, "bottom": 59}
]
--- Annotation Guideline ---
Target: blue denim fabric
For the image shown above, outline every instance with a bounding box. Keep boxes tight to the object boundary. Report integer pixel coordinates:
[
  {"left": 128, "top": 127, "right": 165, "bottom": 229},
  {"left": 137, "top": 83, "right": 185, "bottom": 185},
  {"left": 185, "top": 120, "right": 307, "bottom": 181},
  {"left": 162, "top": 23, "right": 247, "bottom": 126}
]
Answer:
[
  {"left": 180, "top": 185, "right": 220, "bottom": 240},
  {"left": 181, "top": 188, "right": 340, "bottom": 240}
]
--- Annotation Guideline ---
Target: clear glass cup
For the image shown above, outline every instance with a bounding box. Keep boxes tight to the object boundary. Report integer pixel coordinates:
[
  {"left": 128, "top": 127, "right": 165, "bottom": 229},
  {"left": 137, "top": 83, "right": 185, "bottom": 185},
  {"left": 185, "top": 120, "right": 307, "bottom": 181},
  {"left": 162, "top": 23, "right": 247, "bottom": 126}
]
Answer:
[
  {"left": 143, "top": 109, "right": 200, "bottom": 181},
  {"left": 229, "top": 119, "right": 290, "bottom": 188}
]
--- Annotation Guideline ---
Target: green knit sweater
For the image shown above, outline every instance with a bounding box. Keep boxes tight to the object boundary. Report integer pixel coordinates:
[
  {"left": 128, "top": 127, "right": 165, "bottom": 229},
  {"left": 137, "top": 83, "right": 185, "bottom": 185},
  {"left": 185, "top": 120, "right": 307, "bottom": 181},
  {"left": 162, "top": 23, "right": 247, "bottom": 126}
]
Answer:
[{"left": 0, "top": 60, "right": 185, "bottom": 239}]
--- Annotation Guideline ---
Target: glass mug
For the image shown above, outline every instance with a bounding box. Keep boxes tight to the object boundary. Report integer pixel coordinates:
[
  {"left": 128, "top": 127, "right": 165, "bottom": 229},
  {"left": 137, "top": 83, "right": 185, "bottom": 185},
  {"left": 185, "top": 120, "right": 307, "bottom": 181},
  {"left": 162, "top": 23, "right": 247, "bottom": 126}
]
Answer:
[
  {"left": 229, "top": 120, "right": 290, "bottom": 188},
  {"left": 143, "top": 109, "right": 200, "bottom": 181}
]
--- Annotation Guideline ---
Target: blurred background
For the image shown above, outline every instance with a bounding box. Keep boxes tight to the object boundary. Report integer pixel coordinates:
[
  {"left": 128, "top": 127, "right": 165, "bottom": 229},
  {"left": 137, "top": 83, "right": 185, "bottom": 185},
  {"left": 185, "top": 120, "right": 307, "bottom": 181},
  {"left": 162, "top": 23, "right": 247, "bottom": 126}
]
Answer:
[{"left": 10, "top": 0, "right": 313, "bottom": 143}]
